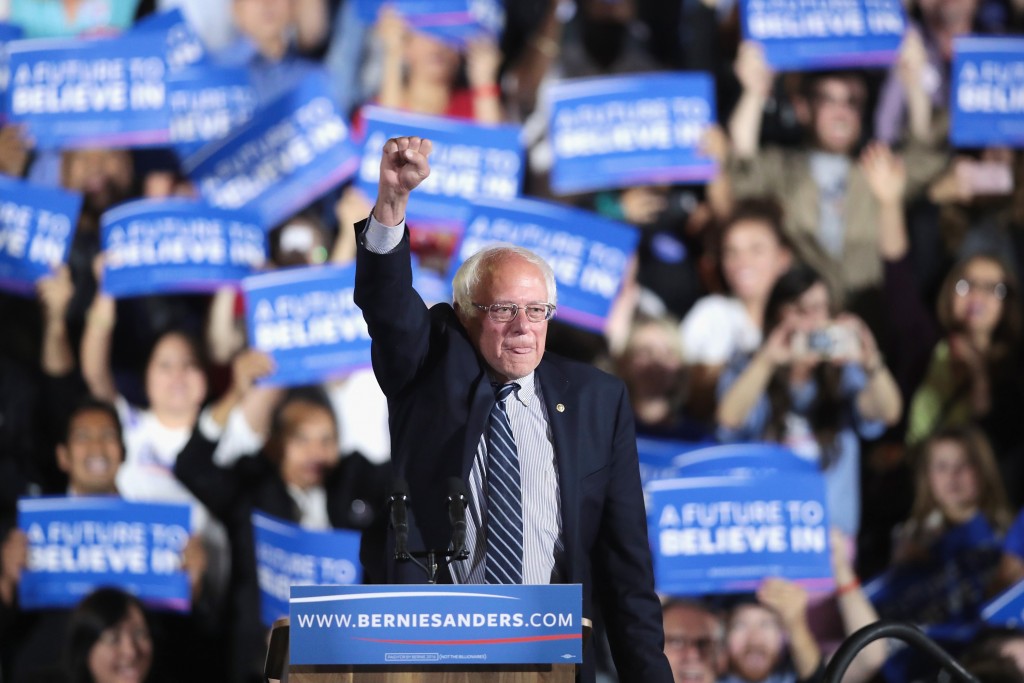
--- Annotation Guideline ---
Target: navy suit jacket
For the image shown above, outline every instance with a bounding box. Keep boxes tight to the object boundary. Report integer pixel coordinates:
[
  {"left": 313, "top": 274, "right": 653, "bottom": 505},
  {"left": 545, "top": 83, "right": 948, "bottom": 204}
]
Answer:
[{"left": 353, "top": 225, "right": 672, "bottom": 683}]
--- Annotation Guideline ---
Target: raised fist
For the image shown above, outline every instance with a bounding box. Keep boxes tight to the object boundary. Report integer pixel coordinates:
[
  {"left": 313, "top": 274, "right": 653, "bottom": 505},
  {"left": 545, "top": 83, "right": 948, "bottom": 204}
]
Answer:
[{"left": 375, "top": 136, "right": 433, "bottom": 226}]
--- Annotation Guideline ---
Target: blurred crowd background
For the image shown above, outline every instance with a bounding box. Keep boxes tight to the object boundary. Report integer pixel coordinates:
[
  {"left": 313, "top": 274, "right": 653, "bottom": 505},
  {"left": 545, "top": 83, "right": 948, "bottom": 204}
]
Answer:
[{"left": 1, "top": 0, "right": 1024, "bottom": 681}]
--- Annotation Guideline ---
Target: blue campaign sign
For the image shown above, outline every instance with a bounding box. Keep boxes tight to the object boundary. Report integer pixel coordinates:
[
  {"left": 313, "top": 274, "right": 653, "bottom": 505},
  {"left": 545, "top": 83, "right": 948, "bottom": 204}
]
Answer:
[
  {"left": 671, "top": 443, "right": 818, "bottom": 477},
  {"left": 647, "top": 472, "right": 833, "bottom": 595},
  {"left": 131, "top": 8, "right": 207, "bottom": 73},
  {"left": 356, "top": 106, "right": 523, "bottom": 232},
  {"left": 100, "top": 199, "right": 266, "bottom": 298},
  {"left": 18, "top": 497, "right": 192, "bottom": 611},
  {"left": 352, "top": 0, "right": 502, "bottom": 45},
  {"left": 252, "top": 512, "right": 362, "bottom": 627},
  {"left": 549, "top": 73, "right": 717, "bottom": 194},
  {"left": 982, "top": 580, "right": 1024, "bottom": 628},
  {"left": 740, "top": 0, "right": 906, "bottom": 71},
  {"left": 637, "top": 438, "right": 712, "bottom": 489},
  {"left": 0, "top": 24, "right": 24, "bottom": 123},
  {"left": 187, "top": 72, "right": 359, "bottom": 228},
  {"left": 243, "top": 264, "right": 372, "bottom": 386},
  {"left": 5, "top": 34, "right": 171, "bottom": 149},
  {"left": 950, "top": 37, "right": 1024, "bottom": 148},
  {"left": 290, "top": 584, "right": 582, "bottom": 665},
  {"left": 448, "top": 198, "right": 638, "bottom": 332},
  {"left": 0, "top": 176, "right": 81, "bottom": 296},
  {"left": 167, "top": 65, "right": 257, "bottom": 162}
]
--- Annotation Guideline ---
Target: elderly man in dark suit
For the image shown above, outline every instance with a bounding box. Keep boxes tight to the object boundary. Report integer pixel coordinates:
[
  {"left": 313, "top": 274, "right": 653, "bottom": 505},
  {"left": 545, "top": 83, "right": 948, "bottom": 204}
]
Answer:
[{"left": 354, "top": 136, "right": 672, "bottom": 682}]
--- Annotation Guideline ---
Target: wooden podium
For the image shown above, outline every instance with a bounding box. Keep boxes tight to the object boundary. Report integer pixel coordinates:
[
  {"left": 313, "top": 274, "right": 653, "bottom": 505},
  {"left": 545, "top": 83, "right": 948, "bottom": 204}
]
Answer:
[{"left": 265, "top": 618, "right": 584, "bottom": 683}]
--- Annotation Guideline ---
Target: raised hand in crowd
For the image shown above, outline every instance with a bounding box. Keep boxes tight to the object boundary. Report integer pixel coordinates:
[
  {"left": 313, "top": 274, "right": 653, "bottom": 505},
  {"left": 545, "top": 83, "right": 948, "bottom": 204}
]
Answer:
[
  {"left": 756, "top": 578, "right": 821, "bottom": 681},
  {"left": 0, "top": 528, "right": 27, "bottom": 606},
  {"left": 208, "top": 349, "right": 276, "bottom": 429},
  {"left": 332, "top": 187, "right": 373, "bottom": 264},
  {"left": 466, "top": 36, "right": 504, "bottom": 123},
  {"left": 729, "top": 41, "right": 775, "bottom": 159},
  {"left": 830, "top": 528, "right": 888, "bottom": 683},
  {"left": 0, "top": 125, "right": 31, "bottom": 179},
  {"left": 182, "top": 535, "right": 208, "bottom": 601},
  {"left": 80, "top": 254, "right": 119, "bottom": 404},
  {"left": 861, "top": 142, "right": 909, "bottom": 261},
  {"left": 376, "top": 5, "right": 408, "bottom": 110},
  {"left": 375, "top": 136, "right": 433, "bottom": 226},
  {"left": 897, "top": 29, "right": 934, "bottom": 142},
  {"left": 37, "top": 265, "right": 76, "bottom": 377}
]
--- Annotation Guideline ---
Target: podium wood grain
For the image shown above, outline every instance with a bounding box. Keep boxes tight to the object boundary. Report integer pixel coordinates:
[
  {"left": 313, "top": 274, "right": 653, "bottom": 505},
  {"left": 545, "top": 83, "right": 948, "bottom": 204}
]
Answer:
[{"left": 288, "top": 664, "right": 575, "bottom": 682}]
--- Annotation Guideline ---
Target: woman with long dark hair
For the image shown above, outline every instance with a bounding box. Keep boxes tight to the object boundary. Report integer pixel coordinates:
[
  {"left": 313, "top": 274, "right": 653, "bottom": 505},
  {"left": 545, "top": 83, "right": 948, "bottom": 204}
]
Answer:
[
  {"left": 716, "top": 265, "right": 902, "bottom": 536},
  {"left": 64, "top": 588, "right": 153, "bottom": 683}
]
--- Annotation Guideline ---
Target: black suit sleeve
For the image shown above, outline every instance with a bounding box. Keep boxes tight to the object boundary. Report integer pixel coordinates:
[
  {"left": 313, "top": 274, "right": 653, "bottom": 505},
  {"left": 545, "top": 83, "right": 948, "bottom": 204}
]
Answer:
[
  {"left": 352, "top": 221, "right": 434, "bottom": 397},
  {"left": 591, "top": 383, "right": 673, "bottom": 682},
  {"left": 172, "top": 426, "right": 250, "bottom": 523}
]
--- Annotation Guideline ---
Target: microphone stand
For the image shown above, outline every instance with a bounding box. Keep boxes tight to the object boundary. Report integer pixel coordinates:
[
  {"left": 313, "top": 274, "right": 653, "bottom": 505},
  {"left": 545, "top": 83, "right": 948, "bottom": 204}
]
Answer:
[
  {"left": 823, "top": 621, "right": 980, "bottom": 683},
  {"left": 390, "top": 480, "right": 471, "bottom": 584}
]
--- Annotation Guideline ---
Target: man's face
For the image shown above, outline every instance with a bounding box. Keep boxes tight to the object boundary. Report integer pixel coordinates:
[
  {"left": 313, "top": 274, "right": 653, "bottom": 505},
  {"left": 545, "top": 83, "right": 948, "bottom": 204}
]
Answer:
[
  {"left": 726, "top": 604, "right": 785, "bottom": 682},
  {"left": 458, "top": 255, "right": 550, "bottom": 383},
  {"left": 57, "top": 409, "right": 123, "bottom": 495},
  {"left": 663, "top": 604, "right": 724, "bottom": 683},
  {"left": 61, "top": 149, "right": 133, "bottom": 219},
  {"left": 233, "top": 0, "right": 292, "bottom": 47}
]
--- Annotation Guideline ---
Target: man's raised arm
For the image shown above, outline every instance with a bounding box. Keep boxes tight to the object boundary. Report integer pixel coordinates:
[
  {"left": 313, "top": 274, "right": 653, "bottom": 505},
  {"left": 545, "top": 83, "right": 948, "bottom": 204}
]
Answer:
[{"left": 354, "top": 136, "right": 435, "bottom": 396}]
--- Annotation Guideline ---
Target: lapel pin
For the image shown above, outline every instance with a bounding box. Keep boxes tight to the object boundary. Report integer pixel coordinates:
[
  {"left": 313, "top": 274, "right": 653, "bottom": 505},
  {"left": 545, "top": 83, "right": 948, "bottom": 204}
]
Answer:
[{"left": 556, "top": 403, "right": 565, "bottom": 413}]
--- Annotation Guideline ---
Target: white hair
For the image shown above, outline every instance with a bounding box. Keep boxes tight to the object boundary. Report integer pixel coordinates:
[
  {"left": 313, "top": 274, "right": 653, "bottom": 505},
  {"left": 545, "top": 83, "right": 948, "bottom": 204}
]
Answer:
[{"left": 452, "top": 244, "right": 558, "bottom": 316}]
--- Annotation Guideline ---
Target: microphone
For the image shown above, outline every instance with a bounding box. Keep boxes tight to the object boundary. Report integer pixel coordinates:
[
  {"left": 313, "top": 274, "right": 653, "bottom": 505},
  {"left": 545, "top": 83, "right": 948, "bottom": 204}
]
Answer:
[
  {"left": 389, "top": 479, "right": 410, "bottom": 561},
  {"left": 447, "top": 477, "right": 469, "bottom": 560}
]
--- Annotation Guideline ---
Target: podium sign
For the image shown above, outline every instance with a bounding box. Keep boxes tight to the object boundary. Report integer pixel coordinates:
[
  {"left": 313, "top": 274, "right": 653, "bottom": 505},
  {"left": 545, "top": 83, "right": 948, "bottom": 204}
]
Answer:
[{"left": 289, "top": 584, "right": 582, "bottom": 666}]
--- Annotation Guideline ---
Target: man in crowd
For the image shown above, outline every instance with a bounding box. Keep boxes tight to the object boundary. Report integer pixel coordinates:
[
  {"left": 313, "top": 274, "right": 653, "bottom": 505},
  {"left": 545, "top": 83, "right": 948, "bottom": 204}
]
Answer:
[{"left": 662, "top": 599, "right": 726, "bottom": 683}]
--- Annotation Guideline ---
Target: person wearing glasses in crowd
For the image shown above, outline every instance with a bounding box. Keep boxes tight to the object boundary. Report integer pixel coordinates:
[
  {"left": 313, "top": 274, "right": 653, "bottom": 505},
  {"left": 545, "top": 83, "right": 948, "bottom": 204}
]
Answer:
[
  {"left": 354, "top": 136, "right": 673, "bottom": 682},
  {"left": 662, "top": 599, "right": 725, "bottom": 683}
]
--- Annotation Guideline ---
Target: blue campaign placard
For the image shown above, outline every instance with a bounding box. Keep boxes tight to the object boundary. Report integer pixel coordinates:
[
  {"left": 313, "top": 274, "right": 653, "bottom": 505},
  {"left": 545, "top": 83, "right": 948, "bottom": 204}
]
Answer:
[
  {"left": 647, "top": 472, "right": 833, "bottom": 595},
  {"left": 100, "top": 199, "right": 266, "bottom": 298},
  {"left": 356, "top": 106, "right": 523, "bottom": 232},
  {"left": 167, "top": 65, "right": 257, "bottom": 161},
  {"left": 0, "top": 23, "right": 25, "bottom": 123},
  {"left": 290, "top": 584, "right": 582, "bottom": 665},
  {"left": 549, "top": 73, "right": 717, "bottom": 194},
  {"left": 186, "top": 72, "right": 359, "bottom": 228},
  {"left": 0, "top": 176, "right": 81, "bottom": 296},
  {"left": 352, "top": 0, "right": 502, "bottom": 45},
  {"left": 252, "top": 512, "right": 362, "bottom": 627},
  {"left": 740, "top": 0, "right": 906, "bottom": 71},
  {"left": 5, "top": 34, "right": 170, "bottom": 149},
  {"left": 982, "top": 580, "right": 1024, "bottom": 627},
  {"left": 243, "top": 264, "right": 372, "bottom": 386},
  {"left": 131, "top": 8, "right": 207, "bottom": 73},
  {"left": 671, "top": 443, "right": 819, "bottom": 477},
  {"left": 637, "top": 438, "right": 712, "bottom": 489},
  {"left": 950, "top": 37, "right": 1024, "bottom": 148},
  {"left": 447, "top": 197, "right": 638, "bottom": 332},
  {"left": 18, "top": 497, "right": 192, "bottom": 611}
]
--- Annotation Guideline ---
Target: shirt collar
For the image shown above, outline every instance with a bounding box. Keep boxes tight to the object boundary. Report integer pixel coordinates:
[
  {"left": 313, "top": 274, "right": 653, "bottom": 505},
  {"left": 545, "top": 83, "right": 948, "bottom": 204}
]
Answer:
[{"left": 500, "top": 371, "right": 536, "bottom": 407}]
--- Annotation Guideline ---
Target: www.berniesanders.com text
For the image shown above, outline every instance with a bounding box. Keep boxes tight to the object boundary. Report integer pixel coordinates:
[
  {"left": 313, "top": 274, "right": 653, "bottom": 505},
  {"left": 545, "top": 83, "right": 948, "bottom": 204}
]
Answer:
[{"left": 295, "top": 611, "right": 574, "bottom": 629}]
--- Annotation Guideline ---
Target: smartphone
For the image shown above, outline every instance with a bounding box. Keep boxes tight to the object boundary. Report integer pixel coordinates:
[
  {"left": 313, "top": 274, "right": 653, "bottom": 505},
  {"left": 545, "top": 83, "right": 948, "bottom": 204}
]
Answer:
[{"left": 958, "top": 161, "right": 1014, "bottom": 196}]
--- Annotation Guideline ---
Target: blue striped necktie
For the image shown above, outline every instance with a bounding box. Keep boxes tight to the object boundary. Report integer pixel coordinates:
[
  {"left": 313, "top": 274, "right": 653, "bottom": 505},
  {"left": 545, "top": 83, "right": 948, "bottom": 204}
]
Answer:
[{"left": 486, "top": 382, "right": 524, "bottom": 584}]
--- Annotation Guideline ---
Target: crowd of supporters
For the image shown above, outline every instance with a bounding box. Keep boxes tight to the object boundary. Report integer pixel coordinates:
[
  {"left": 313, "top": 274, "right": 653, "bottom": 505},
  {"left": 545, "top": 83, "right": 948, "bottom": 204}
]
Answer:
[{"left": 1, "top": 0, "right": 1024, "bottom": 681}]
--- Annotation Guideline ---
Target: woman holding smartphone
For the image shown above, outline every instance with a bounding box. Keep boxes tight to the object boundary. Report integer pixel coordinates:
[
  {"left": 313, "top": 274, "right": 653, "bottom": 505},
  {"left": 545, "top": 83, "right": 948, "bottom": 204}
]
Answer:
[{"left": 716, "top": 265, "right": 903, "bottom": 537}]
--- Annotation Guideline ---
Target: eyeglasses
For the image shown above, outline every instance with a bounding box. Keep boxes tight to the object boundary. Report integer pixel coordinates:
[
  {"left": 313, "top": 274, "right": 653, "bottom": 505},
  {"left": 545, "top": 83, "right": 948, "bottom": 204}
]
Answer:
[
  {"left": 813, "top": 91, "right": 864, "bottom": 111},
  {"left": 955, "top": 278, "right": 1007, "bottom": 300},
  {"left": 664, "top": 635, "right": 717, "bottom": 658},
  {"left": 472, "top": 302, "right": 556, "bottom": 323}
]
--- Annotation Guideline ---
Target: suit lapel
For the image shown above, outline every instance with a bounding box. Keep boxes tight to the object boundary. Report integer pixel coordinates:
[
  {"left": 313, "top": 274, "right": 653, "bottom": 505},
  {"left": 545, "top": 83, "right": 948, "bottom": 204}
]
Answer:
[
  {"left": 462, "top": 370, "right": 493, "bottom": 481},
  {"left": 537, "top": 360, "right": 579, "bottom": 583}
]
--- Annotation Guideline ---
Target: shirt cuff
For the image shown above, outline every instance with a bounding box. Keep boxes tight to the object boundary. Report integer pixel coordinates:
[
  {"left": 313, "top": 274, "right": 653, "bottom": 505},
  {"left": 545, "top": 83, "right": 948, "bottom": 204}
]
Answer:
[
  {"left": 197, "top": 407, "right": 225, "bottom": 443},
  {"left": 364, "top": 212, "right": 405, "bottom": 254}
]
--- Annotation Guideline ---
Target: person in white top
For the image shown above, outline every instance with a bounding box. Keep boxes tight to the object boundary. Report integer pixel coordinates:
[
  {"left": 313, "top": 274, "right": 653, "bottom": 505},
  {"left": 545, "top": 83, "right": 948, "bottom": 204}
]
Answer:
[{"left": 681, "top": 199, "right": 793, "bottom": 422}]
